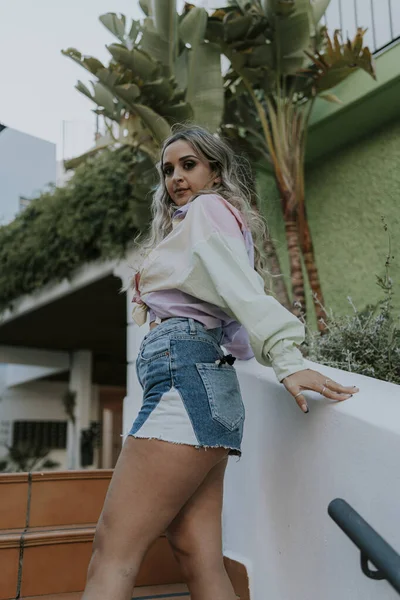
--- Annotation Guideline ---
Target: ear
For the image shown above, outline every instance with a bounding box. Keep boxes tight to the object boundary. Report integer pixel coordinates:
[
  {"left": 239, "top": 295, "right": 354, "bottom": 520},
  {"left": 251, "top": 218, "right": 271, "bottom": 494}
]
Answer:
[{"left": 214, "top": 174, "right": 221, "bottom": 185}]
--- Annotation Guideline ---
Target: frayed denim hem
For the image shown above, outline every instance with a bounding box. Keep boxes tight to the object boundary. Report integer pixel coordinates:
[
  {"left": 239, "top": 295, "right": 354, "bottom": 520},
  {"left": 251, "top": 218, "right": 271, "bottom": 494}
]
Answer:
[{"left": 127, "top": 433, "right": 241, "bottom": 459}]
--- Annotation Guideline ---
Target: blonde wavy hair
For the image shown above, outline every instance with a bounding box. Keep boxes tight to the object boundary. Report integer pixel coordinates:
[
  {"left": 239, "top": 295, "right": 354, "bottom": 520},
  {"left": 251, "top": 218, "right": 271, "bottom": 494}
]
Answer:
[{"left": 134, "top": 125, "right": 270, "bottom": 287}]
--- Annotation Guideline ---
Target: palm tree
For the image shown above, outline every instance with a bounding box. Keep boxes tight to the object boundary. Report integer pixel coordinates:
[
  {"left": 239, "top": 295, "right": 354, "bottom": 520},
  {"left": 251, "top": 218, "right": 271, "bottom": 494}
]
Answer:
[
  {"left": 62, "top": 0, "right": 224, "bottom": 168},
  {"left": 207, "top": 0, "right": 376, "bottom": 329}
]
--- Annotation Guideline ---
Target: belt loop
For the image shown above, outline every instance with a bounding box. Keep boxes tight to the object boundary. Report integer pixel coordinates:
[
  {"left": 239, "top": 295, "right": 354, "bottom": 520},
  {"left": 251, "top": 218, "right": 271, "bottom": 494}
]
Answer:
[{"left": 188, "top": 318, "right": 196, "bottom": 335}]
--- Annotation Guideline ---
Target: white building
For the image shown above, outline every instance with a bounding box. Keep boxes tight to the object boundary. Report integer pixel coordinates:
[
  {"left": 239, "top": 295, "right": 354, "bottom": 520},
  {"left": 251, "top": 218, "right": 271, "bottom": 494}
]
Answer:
[
  {"left": 0, "top": 124, "right": 60, "bottom": 471},
  {"left": 0, "top": 123, "right": 56, "bottom": 225}
]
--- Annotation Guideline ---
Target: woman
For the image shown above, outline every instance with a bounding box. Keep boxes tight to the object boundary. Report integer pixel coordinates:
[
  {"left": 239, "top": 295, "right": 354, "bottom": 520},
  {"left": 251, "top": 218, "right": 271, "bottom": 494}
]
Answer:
[{"left": 83, "top": 127, "right": 358, "bottom": 600}]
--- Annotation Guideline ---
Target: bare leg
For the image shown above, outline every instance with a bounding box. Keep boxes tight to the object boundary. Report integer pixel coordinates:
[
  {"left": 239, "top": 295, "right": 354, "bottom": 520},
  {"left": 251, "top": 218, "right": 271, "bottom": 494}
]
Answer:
[
  {"left": 167, "top": 457, "right": 238, "bottom": 600},
  {"left": 83, "top": 437, "right": 229, "bottom": 600}
]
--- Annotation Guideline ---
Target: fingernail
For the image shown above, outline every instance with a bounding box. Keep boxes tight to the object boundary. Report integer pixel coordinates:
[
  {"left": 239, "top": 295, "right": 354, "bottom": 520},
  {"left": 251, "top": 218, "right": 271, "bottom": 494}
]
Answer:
[{"left": 303, "top": 406, "right": 309, "bottom": 413}]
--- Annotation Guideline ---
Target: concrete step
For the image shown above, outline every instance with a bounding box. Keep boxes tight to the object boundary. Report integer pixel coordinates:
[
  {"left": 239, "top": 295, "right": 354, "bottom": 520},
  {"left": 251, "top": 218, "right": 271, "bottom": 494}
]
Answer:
[
  {"left": 0, "top": 470, "right": 113, "bottom": 530},
  {"left": 0, "top": 525, "right": 184, "bottom": 600},
  {"left": 0, "top": 471, "right": 249, "bottom": 600},
  {"left": 19, "top": 583, "right": 191, "bottom": 599}
]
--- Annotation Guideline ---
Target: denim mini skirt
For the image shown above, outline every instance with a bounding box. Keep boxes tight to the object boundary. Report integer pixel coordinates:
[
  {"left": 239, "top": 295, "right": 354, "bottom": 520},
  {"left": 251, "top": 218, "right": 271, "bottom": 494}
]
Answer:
[{"left": 129, "top": 317, "right": 245, "bottom": 456}]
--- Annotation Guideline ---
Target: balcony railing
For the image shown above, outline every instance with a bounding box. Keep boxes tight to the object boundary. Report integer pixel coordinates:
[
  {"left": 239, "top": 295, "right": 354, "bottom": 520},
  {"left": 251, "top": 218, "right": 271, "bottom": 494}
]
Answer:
[{"left": 324, "top": 0, "right": 400, "bottom": 54}]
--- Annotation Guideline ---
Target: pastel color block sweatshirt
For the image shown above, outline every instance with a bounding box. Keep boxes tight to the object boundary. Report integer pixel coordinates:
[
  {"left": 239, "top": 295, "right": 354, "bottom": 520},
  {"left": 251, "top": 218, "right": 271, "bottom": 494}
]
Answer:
[{"left": 132, "top": 193, "right": 306, "bottom": 381}]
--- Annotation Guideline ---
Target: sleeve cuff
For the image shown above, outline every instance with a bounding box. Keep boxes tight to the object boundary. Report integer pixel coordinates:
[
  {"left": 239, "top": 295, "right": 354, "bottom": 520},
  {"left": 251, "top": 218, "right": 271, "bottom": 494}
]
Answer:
[{"left": 266, "top": 339, "right": 307, "bottom": 382}]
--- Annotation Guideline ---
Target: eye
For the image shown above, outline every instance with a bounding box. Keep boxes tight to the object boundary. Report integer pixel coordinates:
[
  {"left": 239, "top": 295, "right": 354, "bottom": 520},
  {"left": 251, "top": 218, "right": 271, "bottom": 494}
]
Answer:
[
  {"left": 184, "top": 160, "right": 196, "bottom": 170},
  {"left": 163, "top": 166, "right": 173, "bottom": 177}
]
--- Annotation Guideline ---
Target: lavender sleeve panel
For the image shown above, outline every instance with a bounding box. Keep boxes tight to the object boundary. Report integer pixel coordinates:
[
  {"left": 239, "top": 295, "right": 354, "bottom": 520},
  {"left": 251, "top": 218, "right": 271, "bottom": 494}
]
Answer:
[{"left": 223, "top": 324, "right": 255, "bottom": 360}]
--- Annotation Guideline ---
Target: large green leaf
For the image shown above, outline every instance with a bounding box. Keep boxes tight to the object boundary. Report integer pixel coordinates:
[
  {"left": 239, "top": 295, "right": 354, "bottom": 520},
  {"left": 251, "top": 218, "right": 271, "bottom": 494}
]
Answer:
[
  {"left": 186, "top": 42, "right": 224, "bottom": 132},
  {"left": 96, "top": 68, "right": 120, "bottom": 89},
  {"left": 150, "top": 0, "right": 178, "bottom": 69},
  {"left": 159, "top": 102, "right": 194, "bottom": 123},
  {"left": 139, "top": 0, "right": 151, "bottom": 16},
  {"left": 141, "top": 78, "right": 175, "bottom": 103},
  {"left": 174, "top": 48, "right": 189, "bottom": 91},
  {"left": 92, "top": 82, "right": 116, "bottom": 114},
  {"left": 107, "top": 45, "right": 158, "bottom": 79},
  {"left": 179, "top": 6, "right": 208, "bottom": 48},
  {"left": 262, "top": 0, "right": 296, "bottom": 18},
  {"left": 114, "top": 83, "right": 141, "bottom": 105},
  {"left": 224, "top": 15, "right": 253, "bottom": 42},
  {"left": 139, "top": 27, "right": 170, "bottom": 68},
  {"left": 99, "top": 13, "right": 126, "bottom": 44},
  {"left": 131, "top": 103, "right": 171, "bottom": 143},
  {"left": 76, "top": 81, "right": 94, "bottom": 102},
  {"left": 62, "top": 48, "right": 106, "bottom": 76},
  {"left": 275, "top": 10, "right": 311, "bottom": 58},
  {"left": 246, "top": 43, "right": 274, "bottom": 68},
  {"left": 180, "top": 6, "right": 220, "bottom": 127}
]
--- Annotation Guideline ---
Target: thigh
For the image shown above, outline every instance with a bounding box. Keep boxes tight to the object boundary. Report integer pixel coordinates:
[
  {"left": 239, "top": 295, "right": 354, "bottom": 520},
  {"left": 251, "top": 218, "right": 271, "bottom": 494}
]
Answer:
[
  {"left": 166, "top": 456, "right": 229, "bottom": 562},
  {"left": 96, "top": 437, "right": 228, "bottom": 561}
]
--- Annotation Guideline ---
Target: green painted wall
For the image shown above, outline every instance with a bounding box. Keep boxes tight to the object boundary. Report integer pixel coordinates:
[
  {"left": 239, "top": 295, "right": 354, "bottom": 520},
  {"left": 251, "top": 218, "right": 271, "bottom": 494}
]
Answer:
[{"left": 258, "top": 118, "right": 400, "bottom": 323}]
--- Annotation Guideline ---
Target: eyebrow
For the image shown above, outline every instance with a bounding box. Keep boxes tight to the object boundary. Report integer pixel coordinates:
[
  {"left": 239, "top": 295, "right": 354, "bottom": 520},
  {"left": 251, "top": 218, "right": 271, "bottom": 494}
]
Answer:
[{"left": 162, "top": 155, "right": 198, "bottom": 167}]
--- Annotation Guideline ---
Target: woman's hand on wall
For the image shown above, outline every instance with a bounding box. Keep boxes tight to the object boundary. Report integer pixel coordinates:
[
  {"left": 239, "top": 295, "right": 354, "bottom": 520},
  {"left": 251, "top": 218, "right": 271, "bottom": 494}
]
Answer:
[{"left": 282, "top": 369, "right": 359, "bottom": 413}]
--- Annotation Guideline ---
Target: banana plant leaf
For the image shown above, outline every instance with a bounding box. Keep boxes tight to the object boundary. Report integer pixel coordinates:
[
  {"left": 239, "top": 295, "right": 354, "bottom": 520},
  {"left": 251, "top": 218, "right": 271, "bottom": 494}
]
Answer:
[
  {"left": 139, "top": 0, "right": 151, "bottom": 17},
  {"left": 179, "top": 6, "right": 224, "bottom": 132},
  {"left": 99, "top": 13, "right": 127, "bottom": 44},
  {"left": 107, "top": 45, "right": 159, "bottom": 80},
  {"left": 188, "top": 41, "right": 225, "bottom": 132},
  {"left": 130, "top": 103, "right": 171, "bottom": 144},
  {"left": 303, "top": 28, "right": 376, "bottom": 92},
  {"left": 62, "top": 48, "right": 106, "bottom": 76},
  {"left": 150, "top": 0, "right": 178, "bottom": 70}
]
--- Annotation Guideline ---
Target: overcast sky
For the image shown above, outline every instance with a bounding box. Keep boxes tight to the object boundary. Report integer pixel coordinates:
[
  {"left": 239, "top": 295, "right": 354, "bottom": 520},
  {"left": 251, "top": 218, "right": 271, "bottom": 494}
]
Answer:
[
  {"left": 0, "top": 1, "right": 147, "bottom": 159},
  {"left": 0, "top": 0, "right": 397, "bottom": 160}
]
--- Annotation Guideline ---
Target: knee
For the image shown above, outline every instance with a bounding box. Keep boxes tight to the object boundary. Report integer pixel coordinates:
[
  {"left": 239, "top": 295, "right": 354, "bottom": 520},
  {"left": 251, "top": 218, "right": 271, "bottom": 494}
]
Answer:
[
  {"left": 89, "top": 514, "right": 142, "bottom": 575},
  {"left": 168, "top": 537, "right": 224, "bottom": 581}
]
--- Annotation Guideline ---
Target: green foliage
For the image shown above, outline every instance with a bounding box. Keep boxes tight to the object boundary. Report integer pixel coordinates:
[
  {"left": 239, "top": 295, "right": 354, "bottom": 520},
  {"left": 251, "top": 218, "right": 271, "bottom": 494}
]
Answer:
[
  {"left": 305, "top": 224, "right": 400, "bottom": 385},
  {"left": 0, "top": 147, "right": 155, "bottom": 312}
]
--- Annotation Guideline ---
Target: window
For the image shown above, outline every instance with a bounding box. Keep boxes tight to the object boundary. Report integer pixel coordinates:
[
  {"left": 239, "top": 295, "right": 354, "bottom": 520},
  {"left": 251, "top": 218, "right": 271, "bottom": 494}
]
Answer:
[{"left": 13, "top": 421, "right": 67, "bottom": 450}]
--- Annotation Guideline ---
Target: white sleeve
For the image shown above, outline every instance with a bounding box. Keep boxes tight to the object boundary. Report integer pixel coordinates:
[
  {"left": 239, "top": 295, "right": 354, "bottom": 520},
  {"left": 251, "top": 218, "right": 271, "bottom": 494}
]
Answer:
[{"left": 175, "top": 196, "right": 307, "bottom": 382}]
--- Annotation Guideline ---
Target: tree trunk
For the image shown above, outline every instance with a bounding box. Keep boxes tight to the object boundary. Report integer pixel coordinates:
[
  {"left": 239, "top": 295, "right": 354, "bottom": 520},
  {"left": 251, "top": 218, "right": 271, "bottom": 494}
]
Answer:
[
  {"left": 298, "top": 207, "right": 327, "bottom": 332},
  {"left": 284, "top": 213, "right": 306, "bottom": 320},
  {"left": 248, "top": 185, "right": 291, "bottom": 310},
  {"left": 264, "top": 233, "right": 291, "bottom": 310}
]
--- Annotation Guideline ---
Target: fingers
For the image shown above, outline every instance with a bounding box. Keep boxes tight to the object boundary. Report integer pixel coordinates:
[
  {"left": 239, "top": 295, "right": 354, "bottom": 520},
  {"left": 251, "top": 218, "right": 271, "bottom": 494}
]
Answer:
[
  {"left": 292, "top": 390, "right": 309, "bottom": 414},
  {"left": 283, "top": 369, "right": 360, "bottom": 415},
  {"left": 320, "top": 378, "right": 358, "bottom": 401},
  {"left": 324, "top": 378, "right": 359, "bottom": 395}
]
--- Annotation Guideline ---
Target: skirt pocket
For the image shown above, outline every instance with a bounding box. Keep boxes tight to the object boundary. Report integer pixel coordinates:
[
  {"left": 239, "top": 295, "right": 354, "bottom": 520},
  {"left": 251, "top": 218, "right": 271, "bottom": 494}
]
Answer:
[
  {"left": 196, "top": 363, "right": 244, "bottom": 431},
  {"left": 139, "top": 335, "right": 170, "bottom": 363}
]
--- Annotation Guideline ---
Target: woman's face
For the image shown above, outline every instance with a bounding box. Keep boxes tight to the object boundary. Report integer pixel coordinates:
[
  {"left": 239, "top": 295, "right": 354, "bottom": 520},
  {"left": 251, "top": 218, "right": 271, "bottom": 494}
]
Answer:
[{"left": 162, "top": 140, "right": 219, "bottom": 206}]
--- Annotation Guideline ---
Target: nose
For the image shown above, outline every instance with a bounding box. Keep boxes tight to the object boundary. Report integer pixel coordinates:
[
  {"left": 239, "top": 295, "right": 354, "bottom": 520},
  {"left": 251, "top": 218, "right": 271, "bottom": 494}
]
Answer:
[{"left": 172, "top": 165, "right": 184, "bottom": 184}]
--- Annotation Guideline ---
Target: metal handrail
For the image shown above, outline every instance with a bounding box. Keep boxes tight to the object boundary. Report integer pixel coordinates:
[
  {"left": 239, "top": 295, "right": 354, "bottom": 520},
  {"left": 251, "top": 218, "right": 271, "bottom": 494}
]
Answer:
[{"left": 328, "top": 498, "right": 400, "bottom": 595}]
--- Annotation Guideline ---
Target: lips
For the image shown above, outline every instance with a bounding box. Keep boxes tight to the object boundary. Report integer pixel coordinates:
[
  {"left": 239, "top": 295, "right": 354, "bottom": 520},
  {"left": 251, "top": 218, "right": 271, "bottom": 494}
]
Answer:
[{"left": 175, "top": 188, "right": 189, "bottom": 193}]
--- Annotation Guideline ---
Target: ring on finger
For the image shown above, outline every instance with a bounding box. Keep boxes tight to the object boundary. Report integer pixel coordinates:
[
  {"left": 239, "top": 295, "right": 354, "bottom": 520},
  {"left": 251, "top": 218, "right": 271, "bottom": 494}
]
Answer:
[
  {"left": 294, "top": 391, "right": 303, "bottom": 399},
  {"left": 321, "top": 385, "right": 327, "bottom": 395}
]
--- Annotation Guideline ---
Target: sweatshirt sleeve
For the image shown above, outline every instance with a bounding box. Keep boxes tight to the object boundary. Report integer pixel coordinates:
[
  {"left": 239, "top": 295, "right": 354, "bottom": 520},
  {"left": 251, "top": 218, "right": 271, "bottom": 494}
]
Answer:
[{"left": 175, "top": 195, "right": 307, "bottom": 382}]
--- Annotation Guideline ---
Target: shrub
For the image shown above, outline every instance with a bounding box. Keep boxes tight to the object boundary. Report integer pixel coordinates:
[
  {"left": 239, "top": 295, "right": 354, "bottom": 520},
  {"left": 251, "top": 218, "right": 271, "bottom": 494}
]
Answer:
[{"left": 304, "top": 222, "right": 399, "bottom": 385}]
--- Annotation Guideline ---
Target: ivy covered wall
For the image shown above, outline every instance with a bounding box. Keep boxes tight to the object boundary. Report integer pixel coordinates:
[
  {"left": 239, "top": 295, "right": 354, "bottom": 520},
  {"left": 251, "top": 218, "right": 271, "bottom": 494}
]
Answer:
[{"left": 0, "top": 147, "right": 154, "bottom": 312}]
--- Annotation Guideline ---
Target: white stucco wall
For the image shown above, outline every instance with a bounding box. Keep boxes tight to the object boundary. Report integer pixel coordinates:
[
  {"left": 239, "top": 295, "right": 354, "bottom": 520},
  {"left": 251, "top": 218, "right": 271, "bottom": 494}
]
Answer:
[
  {"left": 125, "top": 313, "right": 400, "bottom": 600},
  {"left": 223, "top": 360, "right": 400, "bottom": 600}
]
